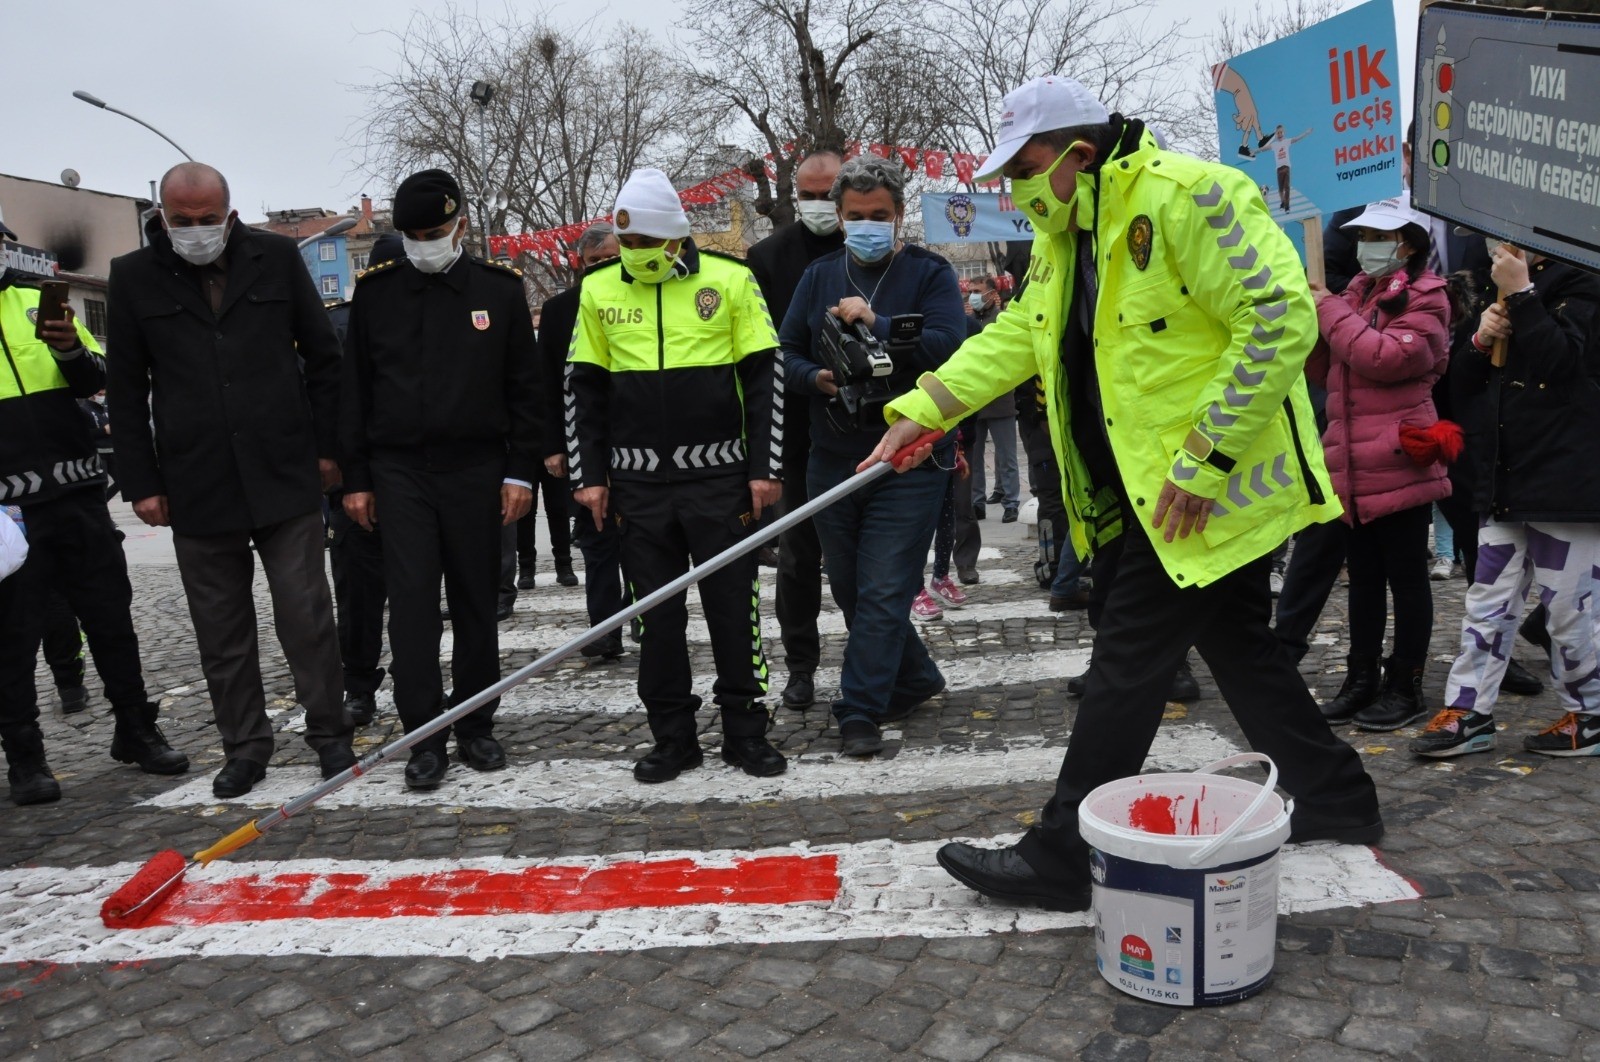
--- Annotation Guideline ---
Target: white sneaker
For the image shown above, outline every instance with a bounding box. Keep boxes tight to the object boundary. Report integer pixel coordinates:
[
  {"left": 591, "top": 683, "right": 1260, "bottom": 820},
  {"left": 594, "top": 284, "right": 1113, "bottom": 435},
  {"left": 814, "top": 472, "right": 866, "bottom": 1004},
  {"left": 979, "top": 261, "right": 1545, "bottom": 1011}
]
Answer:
[
  {"left": 1269, "top": 571, "right": 1284, "bottom": 597},
  {"left": 1429, "top": 556, "right": 1453, "bottom": 581}
]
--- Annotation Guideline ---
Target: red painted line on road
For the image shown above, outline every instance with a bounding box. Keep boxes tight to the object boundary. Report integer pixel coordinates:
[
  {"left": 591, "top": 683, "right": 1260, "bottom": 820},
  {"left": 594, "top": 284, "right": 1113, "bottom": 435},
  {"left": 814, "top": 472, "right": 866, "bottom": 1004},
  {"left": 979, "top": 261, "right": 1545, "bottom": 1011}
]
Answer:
[{"left": 142, "top": 853, "right": 840, "bottom": 926}]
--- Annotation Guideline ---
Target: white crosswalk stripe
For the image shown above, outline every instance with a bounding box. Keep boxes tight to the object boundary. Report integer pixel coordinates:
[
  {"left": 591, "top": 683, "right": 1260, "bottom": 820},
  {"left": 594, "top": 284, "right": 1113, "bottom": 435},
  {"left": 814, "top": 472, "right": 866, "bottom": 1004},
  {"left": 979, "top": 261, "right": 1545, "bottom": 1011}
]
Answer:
[{"left": 0, "top": 841, "right": 1416, "bottom": 964}]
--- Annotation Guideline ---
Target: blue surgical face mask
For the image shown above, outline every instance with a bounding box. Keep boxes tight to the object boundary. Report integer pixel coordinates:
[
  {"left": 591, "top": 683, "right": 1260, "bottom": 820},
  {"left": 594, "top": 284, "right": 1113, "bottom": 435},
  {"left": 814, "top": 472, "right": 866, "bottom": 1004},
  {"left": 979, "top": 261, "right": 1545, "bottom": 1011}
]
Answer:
[{"left": 843, "top": 219, "right": 896, "bottom": 264}]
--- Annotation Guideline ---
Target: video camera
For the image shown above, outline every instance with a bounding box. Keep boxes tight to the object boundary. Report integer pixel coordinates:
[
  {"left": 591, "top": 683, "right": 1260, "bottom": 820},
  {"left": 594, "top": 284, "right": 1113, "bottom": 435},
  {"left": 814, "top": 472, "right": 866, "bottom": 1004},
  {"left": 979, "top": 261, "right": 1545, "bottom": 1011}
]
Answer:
[{"left": 817, "top": 312, "right": 923, "bottom": 434}]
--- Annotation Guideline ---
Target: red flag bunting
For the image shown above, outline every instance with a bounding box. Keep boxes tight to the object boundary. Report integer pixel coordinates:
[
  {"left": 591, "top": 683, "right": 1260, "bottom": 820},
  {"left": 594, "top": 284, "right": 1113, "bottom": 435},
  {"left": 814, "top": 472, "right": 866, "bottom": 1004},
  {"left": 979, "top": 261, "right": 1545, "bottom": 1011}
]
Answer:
[{"left": 924, "top": 150, "right": 946, "bottom": 179}]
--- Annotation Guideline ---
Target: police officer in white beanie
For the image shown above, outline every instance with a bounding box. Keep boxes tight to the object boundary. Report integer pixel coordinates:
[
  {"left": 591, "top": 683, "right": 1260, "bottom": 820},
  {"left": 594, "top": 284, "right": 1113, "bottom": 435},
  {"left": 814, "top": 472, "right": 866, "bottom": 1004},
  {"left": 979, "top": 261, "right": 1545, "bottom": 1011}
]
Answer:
[{"left": 566, "top": 167, "right": 788, "bottom": 782}]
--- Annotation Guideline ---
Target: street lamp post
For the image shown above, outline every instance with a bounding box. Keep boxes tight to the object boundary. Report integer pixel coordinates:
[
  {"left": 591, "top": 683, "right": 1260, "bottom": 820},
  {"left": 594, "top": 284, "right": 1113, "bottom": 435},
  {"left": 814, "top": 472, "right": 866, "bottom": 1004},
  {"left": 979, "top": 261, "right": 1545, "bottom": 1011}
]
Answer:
[
  {"left": 470, "top": 80, "right": 495, "bottom": 257},
  {"left": 73, "top": 90, "right": 195, "bottom": 248},
  {"left": 72, "top": 91, "right": 195, "bottom": 162}
]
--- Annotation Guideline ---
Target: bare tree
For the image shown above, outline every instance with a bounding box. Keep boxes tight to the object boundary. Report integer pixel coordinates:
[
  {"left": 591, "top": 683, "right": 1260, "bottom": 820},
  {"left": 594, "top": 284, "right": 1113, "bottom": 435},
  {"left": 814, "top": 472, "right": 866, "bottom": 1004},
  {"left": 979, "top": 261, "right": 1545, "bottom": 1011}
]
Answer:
[
  {"left": 680, "top": 0, "right": 924, "bottom": 226},
  {"left": 349, "top": 3, "right": 725, "bottom": 293}
]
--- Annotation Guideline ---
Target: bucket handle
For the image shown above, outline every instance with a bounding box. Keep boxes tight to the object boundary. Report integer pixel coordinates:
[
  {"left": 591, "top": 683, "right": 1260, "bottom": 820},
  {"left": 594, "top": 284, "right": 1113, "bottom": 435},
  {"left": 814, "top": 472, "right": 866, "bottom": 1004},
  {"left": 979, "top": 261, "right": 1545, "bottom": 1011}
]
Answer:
[{"left": 1186, "top": 753, "right": 1282, "bottom": 867}]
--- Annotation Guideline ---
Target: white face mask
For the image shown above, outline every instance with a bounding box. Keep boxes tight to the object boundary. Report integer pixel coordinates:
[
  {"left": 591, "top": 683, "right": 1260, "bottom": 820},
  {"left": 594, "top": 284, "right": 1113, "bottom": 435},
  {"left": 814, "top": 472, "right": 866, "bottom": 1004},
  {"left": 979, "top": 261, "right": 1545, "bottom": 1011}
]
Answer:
[
  {"left": 796, "top": 199, "right": 839, "bottom": 236},
  {"left": 1356, "top": 239, "right": 1404, "bottom": 278},
  {"left": 164, "top": 213, "right": 230, "bottom": 265},
  {"left": 403, "top": 225, "right": 463, "bottom": 274}
]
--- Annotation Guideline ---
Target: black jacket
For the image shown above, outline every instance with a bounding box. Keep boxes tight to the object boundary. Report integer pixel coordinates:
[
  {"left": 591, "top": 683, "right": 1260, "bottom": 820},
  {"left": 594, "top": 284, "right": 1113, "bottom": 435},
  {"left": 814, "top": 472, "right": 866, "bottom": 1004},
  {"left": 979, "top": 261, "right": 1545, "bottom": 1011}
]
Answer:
[
  {"left": 1453, "top": 257, "right": 1600, "bottom": 522},
  {"left": 107, "top": 220, "right": 341, "bottom": 535},
  {"left": 340, "top": 251, "right": 540, "bottom": 491},
  {"left": 537, "top": 284, "right": 580, "bottom": 461},
  {"left": 745, "top": 221, "right": 845, "bottom": 478}
]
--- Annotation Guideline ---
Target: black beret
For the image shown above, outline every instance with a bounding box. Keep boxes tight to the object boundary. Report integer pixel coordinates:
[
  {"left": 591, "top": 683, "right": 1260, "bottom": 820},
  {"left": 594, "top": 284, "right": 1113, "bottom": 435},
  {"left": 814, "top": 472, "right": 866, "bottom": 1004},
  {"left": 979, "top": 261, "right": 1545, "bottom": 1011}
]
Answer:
[
  {"left": 393, "top": 169, "right": 463, "bottom": 232},
  {"left": 368, "top": 233, "right": 405, "bottom": 267}
]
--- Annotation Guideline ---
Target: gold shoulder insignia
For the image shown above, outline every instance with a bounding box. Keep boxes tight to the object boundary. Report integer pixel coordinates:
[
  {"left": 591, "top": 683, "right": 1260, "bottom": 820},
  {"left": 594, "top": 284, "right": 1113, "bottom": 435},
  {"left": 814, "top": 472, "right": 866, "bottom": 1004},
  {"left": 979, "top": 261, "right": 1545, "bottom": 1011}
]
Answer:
[
  {"left": 355, "top": 258, "right": 401, "bottom": 282},
  {"left": 482, "top": 258, "right": 524, "bottom": 278}
]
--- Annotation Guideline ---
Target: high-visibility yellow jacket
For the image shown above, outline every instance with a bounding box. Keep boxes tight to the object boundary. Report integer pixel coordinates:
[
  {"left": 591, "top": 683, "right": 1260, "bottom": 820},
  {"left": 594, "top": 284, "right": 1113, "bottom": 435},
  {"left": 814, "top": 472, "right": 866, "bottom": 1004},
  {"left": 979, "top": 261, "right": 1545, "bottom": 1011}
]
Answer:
[
  {"left": 888, "top": 127, "right": 1341, "bottom": 588},
  {"left": 566, "top": 242, "right": 781, "bottom": 487},
  {"left": 0, "top": 279, "right": 107, "bottom": 506}
]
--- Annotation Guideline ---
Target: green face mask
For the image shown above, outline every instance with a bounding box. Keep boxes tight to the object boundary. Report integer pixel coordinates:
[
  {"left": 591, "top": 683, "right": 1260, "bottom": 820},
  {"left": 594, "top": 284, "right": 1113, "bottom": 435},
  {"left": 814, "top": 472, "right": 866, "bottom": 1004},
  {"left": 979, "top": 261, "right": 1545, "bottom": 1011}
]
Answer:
[
  {"left": 1011, "top": 142, "right": 1086, "bottom": 235},
  {"left": 620, "top": 243, "right": 677, "bottom": 283}
]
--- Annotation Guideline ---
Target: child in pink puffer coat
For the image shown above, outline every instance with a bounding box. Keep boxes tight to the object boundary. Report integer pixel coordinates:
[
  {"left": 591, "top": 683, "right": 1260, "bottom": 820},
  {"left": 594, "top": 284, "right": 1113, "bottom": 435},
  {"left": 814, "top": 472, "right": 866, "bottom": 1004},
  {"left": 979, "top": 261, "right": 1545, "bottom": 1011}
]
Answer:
[{"left": 1306, "top": 198, "right": 1456, "bottom": 734}]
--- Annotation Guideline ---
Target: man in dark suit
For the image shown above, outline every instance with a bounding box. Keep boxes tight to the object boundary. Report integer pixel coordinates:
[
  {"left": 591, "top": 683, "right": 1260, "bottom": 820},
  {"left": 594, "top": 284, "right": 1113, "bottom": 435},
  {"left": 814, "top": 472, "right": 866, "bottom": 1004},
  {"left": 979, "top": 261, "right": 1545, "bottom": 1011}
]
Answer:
[
  {"left": 743, "top": 151, "right": 844, "bottom": 711},
  {"left": 108, "top": 162, "right": 355, "bottom": 799}
]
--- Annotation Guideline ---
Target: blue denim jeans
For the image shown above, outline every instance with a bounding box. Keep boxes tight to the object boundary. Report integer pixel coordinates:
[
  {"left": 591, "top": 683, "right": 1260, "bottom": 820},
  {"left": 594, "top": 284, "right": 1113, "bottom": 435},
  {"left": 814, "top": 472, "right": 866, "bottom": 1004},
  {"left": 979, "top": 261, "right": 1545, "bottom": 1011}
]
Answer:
[
  {"left": 1051, "top": 546, "right": 1085, "bottom": 598},
  {"left": 807, "top": 449, "right": 948, "bottom": 725}
]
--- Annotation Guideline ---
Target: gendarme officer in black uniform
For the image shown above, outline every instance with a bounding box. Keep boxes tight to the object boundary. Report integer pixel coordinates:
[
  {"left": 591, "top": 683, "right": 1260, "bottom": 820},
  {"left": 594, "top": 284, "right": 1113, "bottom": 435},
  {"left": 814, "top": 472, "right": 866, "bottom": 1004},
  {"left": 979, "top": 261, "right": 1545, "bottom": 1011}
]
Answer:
[{"left": 340, "top": 169, "right": 540, "bottom": 790}]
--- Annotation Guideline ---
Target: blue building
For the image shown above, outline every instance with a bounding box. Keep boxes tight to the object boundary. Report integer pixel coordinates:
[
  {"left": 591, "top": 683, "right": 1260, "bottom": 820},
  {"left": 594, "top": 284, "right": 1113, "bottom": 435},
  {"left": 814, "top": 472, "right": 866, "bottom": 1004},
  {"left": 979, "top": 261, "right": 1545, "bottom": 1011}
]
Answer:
[{"left": 256, "top": 208, "right": 365, "bottom": 303}]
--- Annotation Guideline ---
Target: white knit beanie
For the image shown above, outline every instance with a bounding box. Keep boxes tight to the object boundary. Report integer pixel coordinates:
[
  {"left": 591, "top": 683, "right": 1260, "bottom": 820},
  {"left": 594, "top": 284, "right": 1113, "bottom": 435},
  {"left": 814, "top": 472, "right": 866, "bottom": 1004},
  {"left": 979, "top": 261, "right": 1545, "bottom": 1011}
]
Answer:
[{"left": 613, "top": 168, "right": 690, "bottom": 239}]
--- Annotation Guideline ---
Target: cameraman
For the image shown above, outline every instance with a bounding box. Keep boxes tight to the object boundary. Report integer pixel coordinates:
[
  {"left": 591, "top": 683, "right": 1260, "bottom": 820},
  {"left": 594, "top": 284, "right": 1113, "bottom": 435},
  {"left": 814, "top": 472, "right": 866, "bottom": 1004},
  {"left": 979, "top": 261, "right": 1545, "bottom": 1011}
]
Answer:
[{"left": 781, "top": 156, "right": 966, "bottom": 755}]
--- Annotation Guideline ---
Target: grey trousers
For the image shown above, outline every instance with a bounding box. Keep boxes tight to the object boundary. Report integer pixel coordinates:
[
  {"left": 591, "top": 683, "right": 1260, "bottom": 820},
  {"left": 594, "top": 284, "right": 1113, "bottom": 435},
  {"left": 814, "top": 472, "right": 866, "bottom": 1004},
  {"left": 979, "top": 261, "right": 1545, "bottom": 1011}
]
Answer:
[{"left": 172, "top": 510, "right": 350, "bottom": 765}]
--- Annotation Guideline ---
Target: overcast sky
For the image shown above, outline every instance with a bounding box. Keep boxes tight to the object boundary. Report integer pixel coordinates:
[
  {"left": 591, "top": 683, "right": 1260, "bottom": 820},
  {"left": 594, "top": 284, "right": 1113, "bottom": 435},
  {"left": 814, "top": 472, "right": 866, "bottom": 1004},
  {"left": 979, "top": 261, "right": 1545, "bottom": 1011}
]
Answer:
[{"left": 6, "top": 0, "right": 1419, "bottom": 221}]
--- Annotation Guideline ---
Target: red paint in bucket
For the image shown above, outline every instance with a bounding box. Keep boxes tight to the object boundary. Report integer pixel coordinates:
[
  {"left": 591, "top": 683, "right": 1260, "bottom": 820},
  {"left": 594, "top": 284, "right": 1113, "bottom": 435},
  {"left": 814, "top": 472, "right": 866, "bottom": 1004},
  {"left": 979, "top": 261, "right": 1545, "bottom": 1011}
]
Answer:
[{"left": 1128, "top": 785, "right": 1208, "bottom": 836}]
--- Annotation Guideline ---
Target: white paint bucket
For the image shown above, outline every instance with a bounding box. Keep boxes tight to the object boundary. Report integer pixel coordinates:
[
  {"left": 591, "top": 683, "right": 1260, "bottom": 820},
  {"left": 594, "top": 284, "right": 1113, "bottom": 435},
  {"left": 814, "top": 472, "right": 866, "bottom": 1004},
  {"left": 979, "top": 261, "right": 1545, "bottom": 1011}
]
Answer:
[{"left": 1078, "top": 753, "right": 1292, "bottom": 1007}]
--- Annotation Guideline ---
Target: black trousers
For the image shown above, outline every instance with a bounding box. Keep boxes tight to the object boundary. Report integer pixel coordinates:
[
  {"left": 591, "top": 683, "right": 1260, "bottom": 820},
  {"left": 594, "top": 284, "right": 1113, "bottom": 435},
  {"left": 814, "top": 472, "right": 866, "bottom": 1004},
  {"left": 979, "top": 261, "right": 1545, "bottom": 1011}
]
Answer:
[
  {"left": 0, "top": 489, "right": 154, "bottom": 759},
  {"left": 573, "top": 513, "right": 627, "bottom": 638},
  {"left": 515, "top": 469, "right": 573, "bottom": 567},
  {"left": 952, "top": 422, "right": 982, "bottom": 572},
  {"left": 371, "top": 458, "right": 503, "bottom": 754},
  {"left": 1017, "top": 529, "right": 1378, "bottom": 883},
  {"left": 1436, "top": 487, "right": 1479, "bottom": 585},
  {"left": 1018, "top": 415, "right": 1067, "bottom": 586},
  {"left": 499, "top": 523, "right": 518, "bottom": 611},
  {"left": 775, "top": 450, "right": 824, "bottom": 674},
  {"left": 1273, "top": 519, "right": 1351, "bottom": 661},
  {"left": 328, "top": 501, "right": 387, "bottom": 696},
  {"left": 172, "top": 510, "right": 349, "bottom": 764},
  {"left": 612, "top": 475, "right": 767, "bottom": 741},
  {"left": 40, "top": 589, "right": 85, "bottom": 691},
  {"left": 1345, "top": 505, "right": 1433, "bottom": 663}
]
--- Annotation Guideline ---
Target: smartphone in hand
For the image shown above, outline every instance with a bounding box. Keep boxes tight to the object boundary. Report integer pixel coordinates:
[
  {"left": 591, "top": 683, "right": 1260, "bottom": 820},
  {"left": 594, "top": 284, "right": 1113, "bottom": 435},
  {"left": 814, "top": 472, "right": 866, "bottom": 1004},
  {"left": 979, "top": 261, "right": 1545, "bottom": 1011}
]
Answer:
[{"left": 34, "top": 281, "right": 70, "bottom": 340}]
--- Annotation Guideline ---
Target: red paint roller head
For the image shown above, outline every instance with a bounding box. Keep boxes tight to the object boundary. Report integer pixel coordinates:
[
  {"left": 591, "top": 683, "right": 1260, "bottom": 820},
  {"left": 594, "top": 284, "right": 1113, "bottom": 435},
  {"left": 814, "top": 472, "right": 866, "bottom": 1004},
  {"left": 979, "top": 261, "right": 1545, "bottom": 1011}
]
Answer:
[{"left": 101, "top": 850, "right": 187, "bottom": 929}]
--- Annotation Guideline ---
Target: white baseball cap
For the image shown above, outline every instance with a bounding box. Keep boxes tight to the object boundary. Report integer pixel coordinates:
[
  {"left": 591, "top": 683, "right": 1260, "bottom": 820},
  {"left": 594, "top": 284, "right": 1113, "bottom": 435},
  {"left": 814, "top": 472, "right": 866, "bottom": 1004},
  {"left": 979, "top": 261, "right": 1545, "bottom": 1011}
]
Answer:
[
  {"left": 977, "top": 76, "right": 1111, "bottom": 181},
  {"left": 1341, "top": 197, "right": 1430, "bottom": 233}
]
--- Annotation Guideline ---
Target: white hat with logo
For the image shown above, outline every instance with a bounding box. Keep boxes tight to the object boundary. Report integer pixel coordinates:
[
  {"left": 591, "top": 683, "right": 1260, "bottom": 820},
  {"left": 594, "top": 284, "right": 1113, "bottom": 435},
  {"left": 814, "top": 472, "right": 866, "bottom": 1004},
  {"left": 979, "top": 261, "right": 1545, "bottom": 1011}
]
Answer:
[
  {"left": 977, "top": 76, "right": 1111, "bottom": 181},
  {"left": 1341, "top": 197, "right": 1431, "bottom": 232},
  {"left": 612, "top": 168, "right": 691, "bottom": 240}
]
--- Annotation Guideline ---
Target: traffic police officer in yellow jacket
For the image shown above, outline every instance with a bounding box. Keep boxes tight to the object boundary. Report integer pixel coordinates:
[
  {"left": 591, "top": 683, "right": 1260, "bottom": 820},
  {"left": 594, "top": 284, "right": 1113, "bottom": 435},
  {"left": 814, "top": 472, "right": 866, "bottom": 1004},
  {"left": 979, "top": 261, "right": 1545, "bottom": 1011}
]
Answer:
[
  {"left": 0, "top": 218, "right": 188, "bottom": 806},
  {"left": 567, "top": 168, "right": 786, "bottom": 783},
  {"left": 867, "top": 76, "right": 1382, "bottom": 910}
]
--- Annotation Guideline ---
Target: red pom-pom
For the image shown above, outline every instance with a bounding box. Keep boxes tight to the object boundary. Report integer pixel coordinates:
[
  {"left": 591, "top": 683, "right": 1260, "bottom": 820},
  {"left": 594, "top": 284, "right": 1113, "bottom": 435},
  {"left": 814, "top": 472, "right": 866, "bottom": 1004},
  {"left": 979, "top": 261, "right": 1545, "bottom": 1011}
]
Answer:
[{"left": 1398, "top": 421, "right": 1464, "bottom": 466}]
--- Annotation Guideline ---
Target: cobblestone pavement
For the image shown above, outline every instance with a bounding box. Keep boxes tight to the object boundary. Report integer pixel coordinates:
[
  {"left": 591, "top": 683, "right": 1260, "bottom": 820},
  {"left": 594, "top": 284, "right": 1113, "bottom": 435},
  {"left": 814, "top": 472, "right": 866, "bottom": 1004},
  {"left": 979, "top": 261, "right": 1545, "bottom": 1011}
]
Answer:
[{"left": 3, "top": 500, "right": 1599, "bottom": 1061}]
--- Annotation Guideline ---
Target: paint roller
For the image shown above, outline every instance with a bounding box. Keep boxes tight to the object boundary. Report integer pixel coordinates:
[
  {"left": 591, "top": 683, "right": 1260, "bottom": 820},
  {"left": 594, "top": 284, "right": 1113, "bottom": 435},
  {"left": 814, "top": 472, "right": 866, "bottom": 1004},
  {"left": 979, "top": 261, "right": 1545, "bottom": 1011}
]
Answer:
[{"left": 100, "top": 429, "right": 946, "bottom": 929}]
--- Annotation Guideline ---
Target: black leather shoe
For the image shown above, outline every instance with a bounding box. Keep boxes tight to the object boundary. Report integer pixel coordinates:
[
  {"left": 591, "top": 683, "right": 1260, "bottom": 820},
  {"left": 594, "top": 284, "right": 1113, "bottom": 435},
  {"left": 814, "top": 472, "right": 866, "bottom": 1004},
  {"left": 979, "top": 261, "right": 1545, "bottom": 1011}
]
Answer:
[
  {"left": 8, "top": 761, "right": 62, "bottom": 806},
  {"left": 936, "top": 842, "right": 1091, "bottom": 911},
  {"left": 345, "top": 691, "right": 377, "bottom": 727},
  {"left": 957, "top": 567, "right": 980, "bottom": 585},
  {"left": 405, "top": 750, "right": 448, "bottom": 790},
  {"left": 318, "top": 743, "right": 357, "bottom": 780},
  {"left": 1502, "top": 659, "right": 1544, "bottom": 696},
  {"left": 581, "top": 633, "right": 625, "bottom": 661},
  {"left": 517, "top": 570, "right": 537, "bottom": 590},
  {"left": 458, "top": 736, "right": 507, "bottom": 771},
  {"left": 1002, "top": 506, "right": 1019, "bottom": 523},
  {"left": 1067, "top": 673, "right": 1086, "bottom": 697},
  {"left": 496, "top": 603, "right": 515, "bottom": 622},
  {"left": 839, "top": 719, "right": 884, "bottom": 756},
  {"left": 58, "top": 686, "right": 89, "bottom": 715},
  {"left": 781, "top": 672, "right": 815, "bottom": 710},
  {"left": 554, "top": 560, "right": 578, "bottom": 587},
  {"left": 1169, "top": 660, "right": 1201, "bottom": 702},
  {"left": 634, "top": 740, "right": 704, "bottom": 783},
  {"left": 212, "top": 758, "right": 267, "bottom": 799},
  {"left": 721, "top": 735, "right": 787, "bottom": 777},
  {"left": 111, "top": 721, "right": 190, "bottom": 775},
  {"left": 1288, "top": 810, "right": 1385, "bottom": 845},
  {"left": 973, "top": 502, "right": 987, "bottom": 521},
  {"left": 1049, "top": 590, "right": 1090, "bottom": 611}
]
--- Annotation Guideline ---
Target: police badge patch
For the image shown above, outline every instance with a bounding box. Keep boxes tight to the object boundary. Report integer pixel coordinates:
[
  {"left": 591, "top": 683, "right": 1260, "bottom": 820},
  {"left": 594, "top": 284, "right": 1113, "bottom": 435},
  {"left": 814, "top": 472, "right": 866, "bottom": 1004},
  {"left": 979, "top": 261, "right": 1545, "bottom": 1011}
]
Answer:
[
  {"left": 695, "top": 287, "right": 722, "bottom": 321},
  {"left": 24, "top": 308, "right": 39, "bottom": 324},
  {"left": 1128, "top": 215, "right": 1153, "bottom": 271},
  {"left": 471, "top": 310, "right": 490, "bottom": 330},
  {"left": 615, "top": 209, "right": 631, "bottom": 230}
]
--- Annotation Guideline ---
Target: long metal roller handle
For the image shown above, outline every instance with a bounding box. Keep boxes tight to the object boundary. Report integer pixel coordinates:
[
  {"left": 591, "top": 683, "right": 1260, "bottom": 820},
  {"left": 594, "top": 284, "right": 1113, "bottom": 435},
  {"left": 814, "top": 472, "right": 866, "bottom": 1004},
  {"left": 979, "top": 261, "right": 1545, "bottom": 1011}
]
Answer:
[{"left": 250, "top": 431, "right": 945, "bottom": 835}]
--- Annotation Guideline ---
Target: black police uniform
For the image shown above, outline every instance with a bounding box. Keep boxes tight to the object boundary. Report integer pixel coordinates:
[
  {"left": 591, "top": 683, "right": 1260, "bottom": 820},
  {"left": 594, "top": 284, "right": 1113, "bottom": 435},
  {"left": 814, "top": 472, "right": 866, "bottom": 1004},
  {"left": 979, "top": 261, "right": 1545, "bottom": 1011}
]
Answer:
[{"left": 339, "top": 171, "right": 540, "bottom": 780}]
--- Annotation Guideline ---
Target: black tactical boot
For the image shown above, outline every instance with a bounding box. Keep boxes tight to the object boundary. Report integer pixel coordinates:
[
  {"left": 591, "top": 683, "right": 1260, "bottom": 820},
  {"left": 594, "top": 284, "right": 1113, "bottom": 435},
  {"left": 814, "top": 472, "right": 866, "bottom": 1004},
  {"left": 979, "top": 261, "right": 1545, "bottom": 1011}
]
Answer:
[
  {"left": 720, "top": 702, "right": 786, "bottom": 777},
  {"left": 1321, "top": 654, "right": 1382, "bottom": 724},
  {"left": 4, "top": 727, "right": 61, "bottom": 806},
  {"left": 110, "top": 705, "right": 190, "bottom": 775},
  {"left": 1353, "top": 658, "right": 1428, "bottom": 731}
]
